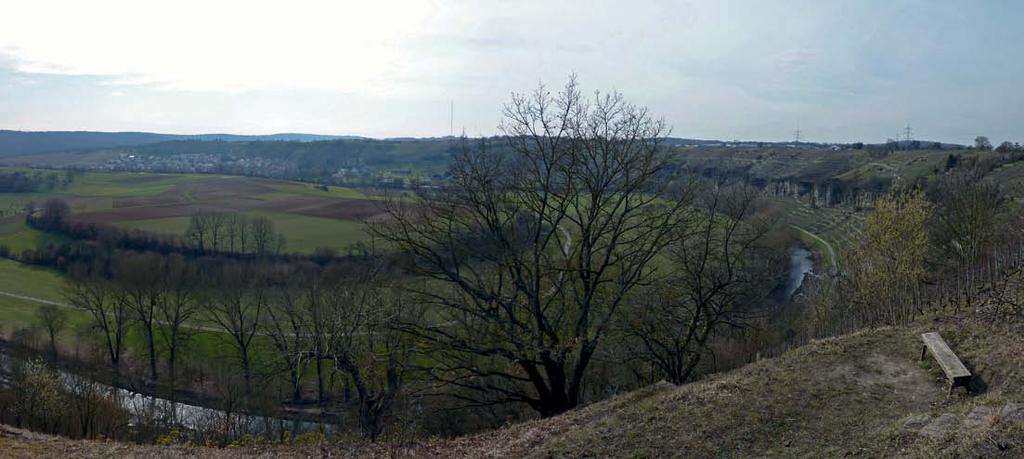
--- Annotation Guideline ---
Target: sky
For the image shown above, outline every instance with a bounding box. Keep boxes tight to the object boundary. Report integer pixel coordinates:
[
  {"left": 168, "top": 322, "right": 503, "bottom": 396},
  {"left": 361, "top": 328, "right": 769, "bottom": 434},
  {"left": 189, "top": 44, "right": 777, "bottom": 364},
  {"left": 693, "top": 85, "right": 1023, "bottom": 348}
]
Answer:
[{"left": 1, "top": 0, "right": 1022, "bottom": 144}]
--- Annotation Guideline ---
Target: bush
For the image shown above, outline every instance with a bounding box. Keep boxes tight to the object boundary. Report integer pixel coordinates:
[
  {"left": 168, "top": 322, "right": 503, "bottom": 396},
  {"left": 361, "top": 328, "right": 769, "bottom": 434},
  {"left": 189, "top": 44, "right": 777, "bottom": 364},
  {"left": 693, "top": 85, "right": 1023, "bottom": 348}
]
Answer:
[
  {"left": 0, "top": 358, "right": 130, "bottom": 440},
  {"left": 8, "top": 358, "right": 62, "bottom": 431}
]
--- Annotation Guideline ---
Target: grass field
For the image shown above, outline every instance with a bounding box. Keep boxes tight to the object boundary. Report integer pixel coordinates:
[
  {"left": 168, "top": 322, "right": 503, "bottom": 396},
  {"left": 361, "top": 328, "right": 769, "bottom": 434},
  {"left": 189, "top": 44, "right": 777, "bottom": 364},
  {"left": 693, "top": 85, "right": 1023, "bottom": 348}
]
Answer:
[
  {"left": 0, "top": 169, "right": 383, "bottom": 373},
  {"left": 0, "top": 256, "right": 304, "bottom": 388},
  {"left": 0, "top": 258, "right": 75, "bottom": 337},
  {"left": 772, "top": 197, "right": 865, "bottom": 267},
  {"left": 0, "top": 169, "right": 383, "bottom": 254},
  {"left": 0, "top": 220, "right": 66, "bottom": 253},
  {"left": 0, "top": 258, "right": 66, "bottom": 302}
]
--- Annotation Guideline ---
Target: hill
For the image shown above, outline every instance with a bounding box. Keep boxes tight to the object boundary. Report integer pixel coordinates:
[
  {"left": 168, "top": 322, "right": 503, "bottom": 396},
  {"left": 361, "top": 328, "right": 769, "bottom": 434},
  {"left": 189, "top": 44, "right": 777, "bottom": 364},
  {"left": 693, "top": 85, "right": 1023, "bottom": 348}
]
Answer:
[
  {"left": 0, "top": 130, "right": 364, "bottom": 157},
  {"left": 443, "top": 315, "right": 1024, "bottom": 458}
]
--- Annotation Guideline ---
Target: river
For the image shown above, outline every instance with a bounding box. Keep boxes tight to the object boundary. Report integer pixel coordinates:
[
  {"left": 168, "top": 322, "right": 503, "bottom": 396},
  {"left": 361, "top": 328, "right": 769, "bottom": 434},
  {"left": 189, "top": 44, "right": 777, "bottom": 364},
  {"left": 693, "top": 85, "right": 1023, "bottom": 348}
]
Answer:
[
  {"left": 768, "top": 246, "right": 815, "bottom": 305},
  {"left": 0, "top": 352, "right": 339, "bottom": 438},
  {"left": 783, "top": 247, "right": 815, "bottom": 300}
]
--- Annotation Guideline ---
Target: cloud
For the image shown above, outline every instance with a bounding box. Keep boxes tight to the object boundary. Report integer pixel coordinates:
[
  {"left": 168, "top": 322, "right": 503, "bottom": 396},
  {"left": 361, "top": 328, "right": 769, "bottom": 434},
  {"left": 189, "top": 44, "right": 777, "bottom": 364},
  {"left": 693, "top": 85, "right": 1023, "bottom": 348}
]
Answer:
[
  {"left": 1, "top": 0, "right": 1023, "bottom": 143},
  {"left": 0, "top": 0, "right": 454, "bottom": 95}
]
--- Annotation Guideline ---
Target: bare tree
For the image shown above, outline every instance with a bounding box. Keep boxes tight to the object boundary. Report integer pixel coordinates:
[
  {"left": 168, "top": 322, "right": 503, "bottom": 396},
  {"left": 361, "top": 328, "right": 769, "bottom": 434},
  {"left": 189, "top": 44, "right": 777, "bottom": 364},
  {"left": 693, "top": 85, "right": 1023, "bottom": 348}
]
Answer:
[
  {"left": 114, "top": 252, "right": 165, "bottom": 382},
  {"left": 205, "top": 261, "right": 269, "bottom": 395},
  {"left": 157, "top": 253, "right": 201, "bottom": 394},
  {"left": 250, "top": 217, "right": 277, "bottom": 256},
  {"left": 208, "top": 212, "right": 228, "bottom": 252},
  {"left": 185, "top": 211, "right": 210, "bottom": 252},
  {"left": 625, "top": 183, "right": 780, "bottom": 384},
  {"left": 318, "top": 260, "right": 422, "bottom": 440},
  {"left": 64, "top": 264, "right": 130, "bottom": 378},
  {"left": 373, "top": 76, "right": 690, "bottom": 416},
  {"left": 35, "top": 304, "right": 68, "bottom": 359},
  {"left": 225, "top": 214, "right": 249, "bottom": 253},
  {"left": 262, "top": 264, "right": 314, "bottom": 403},
  {"left": 301, "top": 265, "right": 332, "bottom": 403},
  {"left": 928, "top": 169, "right": 1003, "bottom": 269}
]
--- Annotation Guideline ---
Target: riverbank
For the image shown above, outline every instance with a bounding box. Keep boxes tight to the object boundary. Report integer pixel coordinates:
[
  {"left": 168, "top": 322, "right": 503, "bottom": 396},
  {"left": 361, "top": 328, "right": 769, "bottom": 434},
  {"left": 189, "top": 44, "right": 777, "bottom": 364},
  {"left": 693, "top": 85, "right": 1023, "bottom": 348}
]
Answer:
[
  {"left": 0, "top": 339, "right": 344, "bottom": 437},
  {"left": 791, "top": 224, "right": 838, "bottom": 274}
]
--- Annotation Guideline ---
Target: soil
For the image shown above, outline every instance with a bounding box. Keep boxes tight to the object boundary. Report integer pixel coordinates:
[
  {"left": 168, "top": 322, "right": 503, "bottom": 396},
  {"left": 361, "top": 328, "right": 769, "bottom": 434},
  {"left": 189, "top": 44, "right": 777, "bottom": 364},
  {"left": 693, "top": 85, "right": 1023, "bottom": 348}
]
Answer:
[{"left": 67, "top": 177, "right": 388, "bottom": 224}]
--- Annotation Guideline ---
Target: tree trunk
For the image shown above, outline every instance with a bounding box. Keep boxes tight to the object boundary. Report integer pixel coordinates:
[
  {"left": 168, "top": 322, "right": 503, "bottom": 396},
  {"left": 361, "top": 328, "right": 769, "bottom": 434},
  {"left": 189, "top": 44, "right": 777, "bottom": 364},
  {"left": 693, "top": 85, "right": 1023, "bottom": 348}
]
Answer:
[
  {"left": 146, "top": 327, "right": 158, "bottom": 382},
  {"left": 316, "top": 357, "right": 325, "bottom": 403},
  {"left": 359, "top": 397, "right": 386, "bottom": 442},
  {"left": 290, "top": 368, "right": 301, "bottom": 403},
  {"left": 240, "top": 350, "right": 252, "bottom": 397}
]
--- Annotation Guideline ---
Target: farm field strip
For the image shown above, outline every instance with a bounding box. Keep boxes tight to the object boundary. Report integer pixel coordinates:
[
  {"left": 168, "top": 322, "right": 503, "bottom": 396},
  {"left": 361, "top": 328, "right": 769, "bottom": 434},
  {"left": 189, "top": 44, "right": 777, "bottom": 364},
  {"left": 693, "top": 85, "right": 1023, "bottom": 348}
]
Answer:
[
  {"left": 0, "top": 169, "right": 384, "bottom": 254},
  {"left": 771, "top": 197, "right": 866, "bottom": 265}
]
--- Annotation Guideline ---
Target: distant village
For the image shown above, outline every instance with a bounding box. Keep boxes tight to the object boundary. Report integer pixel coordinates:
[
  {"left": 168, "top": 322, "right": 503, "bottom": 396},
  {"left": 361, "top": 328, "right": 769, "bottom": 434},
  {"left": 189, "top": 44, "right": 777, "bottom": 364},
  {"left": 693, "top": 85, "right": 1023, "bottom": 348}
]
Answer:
[{"left": 100, "top": 152, "right": 445, "bottom": 188}]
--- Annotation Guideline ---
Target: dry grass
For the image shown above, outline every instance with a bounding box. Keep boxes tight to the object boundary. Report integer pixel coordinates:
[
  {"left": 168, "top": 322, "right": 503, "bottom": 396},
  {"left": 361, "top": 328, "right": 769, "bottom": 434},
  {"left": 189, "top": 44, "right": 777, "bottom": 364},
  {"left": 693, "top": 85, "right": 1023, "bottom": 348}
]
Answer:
[{"left": 7, "top": 311, "right": 1024, "bottom": 457}]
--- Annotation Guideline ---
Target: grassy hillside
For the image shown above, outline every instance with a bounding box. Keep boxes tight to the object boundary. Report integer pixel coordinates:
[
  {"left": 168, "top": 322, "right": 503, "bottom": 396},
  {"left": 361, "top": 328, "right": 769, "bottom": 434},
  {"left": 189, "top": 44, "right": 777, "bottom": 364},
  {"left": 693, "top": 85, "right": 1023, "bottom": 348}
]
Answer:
[{"left": 445, "top": 315, "right": 1024, "bottom": 458}]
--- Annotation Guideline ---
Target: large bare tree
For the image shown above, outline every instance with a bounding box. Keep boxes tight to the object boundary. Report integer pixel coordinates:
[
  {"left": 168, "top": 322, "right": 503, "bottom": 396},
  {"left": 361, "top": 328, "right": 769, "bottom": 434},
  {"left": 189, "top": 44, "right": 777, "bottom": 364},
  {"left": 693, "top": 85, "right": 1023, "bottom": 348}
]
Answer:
[
  {"left": 114, "top": 252, "right": 165, "bottom": 382},
  {"left": 262, "top": 263, "right": 315, "bottom": 403},
  {"left": 374, "top": 77, "right": 691, "bottom": 416},
  {"left": 36, "top": 304, "right": 68, "bottom": 360},
  {"left": 204, "top": 261, "right": 269, "bottom": 395},
  {"left": 625, "top": 183, "right": 780, "bottom": 385},
  {"left": 157, "top": 253, "right": 201, "bottom": 394},
  {"left": 316, "top": 261, "right": 420, "bottom": 441},
  {"left": 64, "top": 263, "right": 130, "bottom": 378}
]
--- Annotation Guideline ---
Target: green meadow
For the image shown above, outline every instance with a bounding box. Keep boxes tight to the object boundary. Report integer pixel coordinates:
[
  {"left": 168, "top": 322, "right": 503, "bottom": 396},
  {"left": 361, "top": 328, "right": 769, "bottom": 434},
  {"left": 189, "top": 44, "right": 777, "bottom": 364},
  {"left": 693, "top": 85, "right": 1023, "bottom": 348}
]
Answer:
[{"left": 0, "top": 169, "right": 379, "bottom": 254}]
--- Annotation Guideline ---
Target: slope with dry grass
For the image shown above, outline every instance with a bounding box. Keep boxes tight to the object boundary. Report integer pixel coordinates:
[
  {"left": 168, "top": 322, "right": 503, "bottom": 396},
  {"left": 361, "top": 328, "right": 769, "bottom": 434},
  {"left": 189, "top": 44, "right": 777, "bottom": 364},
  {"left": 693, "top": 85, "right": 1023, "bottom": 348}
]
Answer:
[
  {"left": 444, "top": 312, "right": 1024, "bottom": 458},
  {"left": 5, "top": 313, "right": 1024, "bottom": 458}
]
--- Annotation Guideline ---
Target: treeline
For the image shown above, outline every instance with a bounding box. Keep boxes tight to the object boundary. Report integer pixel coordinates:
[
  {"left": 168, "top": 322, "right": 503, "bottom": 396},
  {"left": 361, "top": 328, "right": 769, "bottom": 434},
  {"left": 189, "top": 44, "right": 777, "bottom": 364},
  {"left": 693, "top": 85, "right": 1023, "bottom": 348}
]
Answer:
[
  {"left": 13, "top": 200, "right": 296, "bottom": 270},
  {"left": 183, "top": 210, "right": 285, "bottom": 256},
  {"left": 803, "top": 167, "right": 1024, "bottom": 338},
  {"left": 0, "top": 169, "right": 74, "bottom": 192},
  {"left": 19, "top": 248, "right": 413, "bottom": 441}
]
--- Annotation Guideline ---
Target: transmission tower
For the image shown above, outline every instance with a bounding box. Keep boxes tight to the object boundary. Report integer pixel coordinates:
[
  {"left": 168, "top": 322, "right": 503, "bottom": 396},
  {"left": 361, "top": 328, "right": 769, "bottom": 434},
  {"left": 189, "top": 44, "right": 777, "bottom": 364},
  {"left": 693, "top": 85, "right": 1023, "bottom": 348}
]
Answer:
[
  {"left": 903, "top": 123, "right": 914, "bottom": 143},
  {"left": 793, "top": 126, "right": 802, "bottom": 145}
]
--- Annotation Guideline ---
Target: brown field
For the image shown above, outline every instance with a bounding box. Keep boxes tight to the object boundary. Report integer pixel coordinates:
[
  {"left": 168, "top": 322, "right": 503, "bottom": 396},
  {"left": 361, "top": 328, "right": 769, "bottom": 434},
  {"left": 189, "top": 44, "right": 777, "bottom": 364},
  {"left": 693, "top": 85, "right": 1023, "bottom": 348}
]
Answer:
[{"left": 68, "top": 177, "right": 387, "bottom": 225}]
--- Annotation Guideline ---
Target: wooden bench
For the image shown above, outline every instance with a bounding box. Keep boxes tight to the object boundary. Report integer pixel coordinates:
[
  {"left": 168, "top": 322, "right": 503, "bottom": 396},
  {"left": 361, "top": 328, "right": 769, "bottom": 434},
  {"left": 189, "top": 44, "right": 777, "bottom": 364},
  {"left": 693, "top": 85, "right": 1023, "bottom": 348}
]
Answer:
[{"left": 920, "top": 332, "right": 971, "bottom": 395}]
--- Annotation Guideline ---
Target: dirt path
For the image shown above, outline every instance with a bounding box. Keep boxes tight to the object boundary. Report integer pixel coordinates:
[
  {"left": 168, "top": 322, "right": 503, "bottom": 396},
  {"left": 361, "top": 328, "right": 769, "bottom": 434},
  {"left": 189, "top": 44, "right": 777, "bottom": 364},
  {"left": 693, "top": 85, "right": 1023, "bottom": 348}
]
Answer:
[
  {"left": 0, "top": 289, "right": 229, "bottom": 334},
  {"left": 0, "top": 290, "right": 66, "bottom": 307},
  {"left": 1, "top": 289, "right": 454, "bottom": 337}
]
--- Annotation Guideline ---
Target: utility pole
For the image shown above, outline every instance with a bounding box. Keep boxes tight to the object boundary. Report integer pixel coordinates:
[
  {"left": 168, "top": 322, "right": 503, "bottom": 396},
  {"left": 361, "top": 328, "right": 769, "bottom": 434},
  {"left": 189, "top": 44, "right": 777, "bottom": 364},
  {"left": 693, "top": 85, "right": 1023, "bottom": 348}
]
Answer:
[
  {"left": 793, "top": 126, "right": 802, "bottom": 145},
  {"left": 450, "top": 100, "right": 454, "bottom": 137}
]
